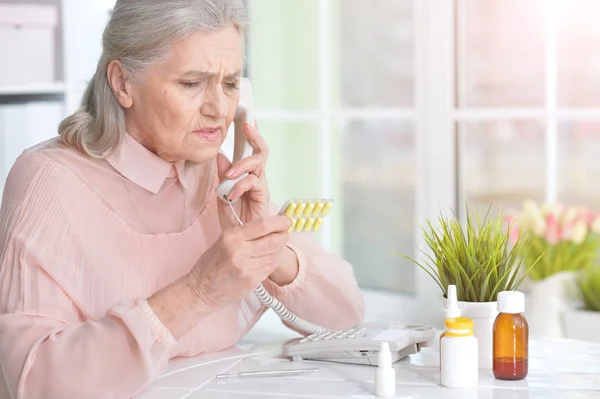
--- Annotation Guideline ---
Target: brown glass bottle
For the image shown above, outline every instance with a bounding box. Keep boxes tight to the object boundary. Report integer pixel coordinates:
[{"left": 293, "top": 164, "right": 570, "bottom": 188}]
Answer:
[{"left": 493, "top": 291, "right": 528, "bottom": 380}]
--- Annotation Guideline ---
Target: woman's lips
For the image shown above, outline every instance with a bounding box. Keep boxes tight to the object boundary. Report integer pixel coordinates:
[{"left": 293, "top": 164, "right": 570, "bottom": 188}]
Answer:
[{"left": 193, "top": 127, "right": 221, "bottom": 141}]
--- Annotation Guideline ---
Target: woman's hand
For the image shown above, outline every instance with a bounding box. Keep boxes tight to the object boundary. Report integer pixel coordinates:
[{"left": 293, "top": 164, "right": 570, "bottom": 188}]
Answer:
[
  {"left": 187, "top": 215, "right": 292, "bottom": 308},
  {"left": 216, "top": 122, "right": 271, "bottom": 227},
  {"left": 214, "top": 121, "right": 300, "bottom": 287}
]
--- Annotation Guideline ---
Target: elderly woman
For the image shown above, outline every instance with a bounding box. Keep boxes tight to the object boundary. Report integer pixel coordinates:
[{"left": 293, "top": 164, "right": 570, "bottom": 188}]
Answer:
[{"left": 0, "top": 1, "right": 364, "bottom": 397}]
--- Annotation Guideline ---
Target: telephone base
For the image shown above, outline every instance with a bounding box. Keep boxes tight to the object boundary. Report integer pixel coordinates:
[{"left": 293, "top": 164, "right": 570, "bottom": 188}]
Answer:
[
  {"left": 290, "top": 343, "right": 420, "bottom": 366},
  {"left": 282, "top": 322, "right": 436, "bottom": 367}
]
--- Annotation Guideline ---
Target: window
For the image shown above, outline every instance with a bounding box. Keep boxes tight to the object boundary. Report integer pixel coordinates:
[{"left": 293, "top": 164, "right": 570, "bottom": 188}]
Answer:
[
  {"left": 457, "top": 0, "right": 600, "bottom": 218},
  {"left": 248, "top": 0, "right": 417, "bottom": 293},
  {"left": 246, "top": 0, "right": 600, "bottom": 298}
]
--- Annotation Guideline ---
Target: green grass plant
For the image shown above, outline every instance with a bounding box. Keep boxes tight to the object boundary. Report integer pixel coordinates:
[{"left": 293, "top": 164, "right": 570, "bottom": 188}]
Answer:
[{"left": 395, "top": 208, "right": 540, "bottom": 302}]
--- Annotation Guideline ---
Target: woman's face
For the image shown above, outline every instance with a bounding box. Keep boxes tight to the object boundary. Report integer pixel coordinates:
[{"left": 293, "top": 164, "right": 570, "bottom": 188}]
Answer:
[{"left": 119, "top": 26, "right": 244, "bottom": 163}]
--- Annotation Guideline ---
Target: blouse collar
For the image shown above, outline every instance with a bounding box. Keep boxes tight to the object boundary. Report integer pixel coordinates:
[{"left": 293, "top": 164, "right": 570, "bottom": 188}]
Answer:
[{"left": 106, "top": 133, "right": 191, "bottom": 194}]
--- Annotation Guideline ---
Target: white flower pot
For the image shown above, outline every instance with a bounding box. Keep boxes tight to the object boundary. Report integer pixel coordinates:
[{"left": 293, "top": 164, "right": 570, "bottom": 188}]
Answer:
[
  {"left": 562, "top": 308, "right": 600, "bottom": 343},
  {"left": 457, "top": 301, "right": 498, "bottom": 369},
  {"left": 526, "top": 271, "right": 579, "bottom": 338}
]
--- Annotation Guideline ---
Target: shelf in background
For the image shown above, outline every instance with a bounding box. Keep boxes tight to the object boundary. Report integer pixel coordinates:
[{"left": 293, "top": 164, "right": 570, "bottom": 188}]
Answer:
[{"left": 0, "top": 83, "right": 66, "bottom": 96}]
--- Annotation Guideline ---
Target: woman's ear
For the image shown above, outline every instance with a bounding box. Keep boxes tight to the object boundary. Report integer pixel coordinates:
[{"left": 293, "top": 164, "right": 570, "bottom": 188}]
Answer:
[{"left": 107, "top": 60, "right": 133, "bottom": 108}]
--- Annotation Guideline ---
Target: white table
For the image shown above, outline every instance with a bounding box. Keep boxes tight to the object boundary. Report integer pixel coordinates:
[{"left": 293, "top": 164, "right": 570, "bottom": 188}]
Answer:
[{"left": 137, "top": 337, "right": 600, "bottom": 398}]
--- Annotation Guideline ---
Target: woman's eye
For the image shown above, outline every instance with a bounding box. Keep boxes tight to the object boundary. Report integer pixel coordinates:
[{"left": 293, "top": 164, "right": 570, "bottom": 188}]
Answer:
[{"left": 180, "top": 81, "right": 200, "bottom": 88}]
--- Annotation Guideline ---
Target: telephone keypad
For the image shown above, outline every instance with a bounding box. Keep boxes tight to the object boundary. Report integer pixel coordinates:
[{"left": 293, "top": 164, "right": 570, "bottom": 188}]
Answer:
[{"left": 304, "top": 327, "right": 368, "bottom": 343}]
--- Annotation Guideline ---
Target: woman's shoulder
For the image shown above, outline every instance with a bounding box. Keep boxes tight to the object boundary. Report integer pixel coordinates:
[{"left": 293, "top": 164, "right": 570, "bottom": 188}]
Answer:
[
  {"left": 21, "top": 136, "right": 90, "bottom": 168},
  {"left": 3, "top": 138, "right": 91, "bottom": 208}
]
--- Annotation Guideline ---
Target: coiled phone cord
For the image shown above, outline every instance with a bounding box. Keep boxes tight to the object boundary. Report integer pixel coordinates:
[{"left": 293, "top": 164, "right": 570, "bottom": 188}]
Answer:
[{"left": 226, "top": 200, "right": 329, "bottom": 335}]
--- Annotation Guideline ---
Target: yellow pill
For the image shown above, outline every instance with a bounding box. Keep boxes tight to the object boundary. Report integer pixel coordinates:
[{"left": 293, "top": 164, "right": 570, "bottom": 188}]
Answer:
[
  {"left": 304, "top": 218, "right": 315, "bottom": 231},
  {"left": 295, "top": 218, "right": 307, "bottom": 232},
  {"left": 287, "top": 219, "right": 297, "bottom": 232},
  {"left": 303, "top": 202, "right": 315, "bottom": 217},
  {"left": 320, "top": 201, "right": 333, "bottom": 216},
  {"left": 284, "top": 202, "right": 297, "bottom": 218},
  {"left": 313, "top": 217, "right": 324, "bottom": 232},
  {"left": 312, "top": 201, "right": 324, "bottom": 217},
  {"left": 294, "top": 202, "right": 306, "bottom": 217}
]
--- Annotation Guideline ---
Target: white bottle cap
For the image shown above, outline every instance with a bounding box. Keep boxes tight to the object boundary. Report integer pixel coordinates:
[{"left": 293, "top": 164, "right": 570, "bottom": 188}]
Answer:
[
  {"left": 445, "top": 285, "right": 461, "bottom": 318},
  {"left": 378, "top": 341, "right": 392, "bottom": 367},
  {"left": 497, "top": 291, "right": 525, "bottom": 314}
]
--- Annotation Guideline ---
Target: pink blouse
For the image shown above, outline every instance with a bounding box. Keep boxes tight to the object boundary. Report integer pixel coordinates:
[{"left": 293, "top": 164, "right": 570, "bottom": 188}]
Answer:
[{"left": 0, "top": 134, "right": 365, "bottom": 399}]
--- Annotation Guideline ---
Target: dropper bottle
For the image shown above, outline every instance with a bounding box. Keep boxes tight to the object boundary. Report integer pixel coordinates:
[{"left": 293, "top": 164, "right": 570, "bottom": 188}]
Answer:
[
  {"left": 440, "top": 285, "right": 461, "bottom": 366},
  {"left": 375, "top": 341, "right": 395, "bottom": 397}
]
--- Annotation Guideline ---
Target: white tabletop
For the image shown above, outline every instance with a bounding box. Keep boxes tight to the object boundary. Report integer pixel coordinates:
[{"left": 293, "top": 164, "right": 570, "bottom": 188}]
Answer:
[{"left": 136, "top": 337, "right": 600, "bottom": 398}]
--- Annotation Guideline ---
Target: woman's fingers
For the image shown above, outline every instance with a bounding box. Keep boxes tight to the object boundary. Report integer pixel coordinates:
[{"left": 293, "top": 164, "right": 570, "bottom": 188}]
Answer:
[
  {"left": 248, "top": 230, "right": 290, "bottom": 256},
  {"left": 236, "top": 215, "right": 291, "bottom": 241},
  {"left": 225, "top": 154, "right": 265, "bottom": 179},
  {"left": 225, "top": 173, "right": 266, "bottom": 201},
  {"left": 225, "top": 123, "right": 269, "bottom": 178},
  {"left": 244, "top": 122, "right": 270, "bottom": 159}
]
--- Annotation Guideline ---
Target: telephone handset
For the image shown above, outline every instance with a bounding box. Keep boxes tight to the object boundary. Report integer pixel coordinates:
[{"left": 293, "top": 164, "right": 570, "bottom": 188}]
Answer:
[
  {"left": 215, "top": 77, "right": 255, "bottom": 203},
  {"left": 216, "top": 79, "right": 435, "bottom": 366}
]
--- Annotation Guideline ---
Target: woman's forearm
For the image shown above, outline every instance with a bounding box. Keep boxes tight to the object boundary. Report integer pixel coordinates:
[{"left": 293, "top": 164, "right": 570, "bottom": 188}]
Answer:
[
  {"left": 0, "top": 304, "right": 178, "bottom": 399},
  {"left": 147, "top": 274, "right": 214, "bottom": 339}
]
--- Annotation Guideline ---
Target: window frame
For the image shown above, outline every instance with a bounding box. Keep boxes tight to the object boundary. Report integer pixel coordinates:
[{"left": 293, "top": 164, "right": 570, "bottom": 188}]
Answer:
[{"left": 249, "top": 0, "right": 597, "bottom": 298}]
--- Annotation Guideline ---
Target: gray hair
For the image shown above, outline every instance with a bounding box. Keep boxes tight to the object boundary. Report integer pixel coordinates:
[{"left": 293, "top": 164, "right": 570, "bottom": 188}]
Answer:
[{"left": 59, "top": 0, "right": 249, "bottom": 157}]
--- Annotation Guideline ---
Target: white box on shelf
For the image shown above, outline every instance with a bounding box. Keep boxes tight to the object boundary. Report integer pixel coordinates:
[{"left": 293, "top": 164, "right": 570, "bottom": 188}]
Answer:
[
  {"left": 0, "top": 104, "right": 28, "bottom": 196},
  {"left": 0, "top": 4, "right": 59, "bottom": 86}
]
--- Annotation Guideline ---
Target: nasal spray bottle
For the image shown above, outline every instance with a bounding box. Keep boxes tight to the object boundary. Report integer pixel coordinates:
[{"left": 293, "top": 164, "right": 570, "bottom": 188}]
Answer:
[
  {"left": 439, "top": 285, "right": 461, "bottom": 366},
  {"left": 375, "top": 341, "right": 395, "bottom": 397}
]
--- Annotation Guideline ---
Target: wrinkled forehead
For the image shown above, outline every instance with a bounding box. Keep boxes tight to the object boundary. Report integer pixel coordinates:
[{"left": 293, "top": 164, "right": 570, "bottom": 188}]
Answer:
[{"left": 160, "top": 26, "right": 245, "bottom": 77}]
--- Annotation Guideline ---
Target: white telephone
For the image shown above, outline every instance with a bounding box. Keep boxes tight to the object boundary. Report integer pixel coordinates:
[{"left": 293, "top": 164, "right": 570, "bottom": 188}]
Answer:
[
  {"left": 282, "top": 322, "right": 435, "bottom": 366},
  {"left": 215, "top": 77, "right": 331, "bottom": 335},
  {"left": 215, "top": 77, "right": 255, "bottom": 203},
  {"left": 215, "top": 78, "right": 436, "bottom": 365}
]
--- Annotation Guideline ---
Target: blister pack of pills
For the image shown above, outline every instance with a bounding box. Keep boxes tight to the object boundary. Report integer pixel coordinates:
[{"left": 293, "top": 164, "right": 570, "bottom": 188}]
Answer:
[{"left": 278, "top": 199, "right": 334, "bottom": 232}]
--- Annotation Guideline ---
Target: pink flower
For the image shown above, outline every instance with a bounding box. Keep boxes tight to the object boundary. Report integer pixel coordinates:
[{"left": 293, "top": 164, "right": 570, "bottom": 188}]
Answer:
[
  {"left": 561, "top": 221, "right": 573, "bottom": 241},
  {"left": 541, "top": 203, "right": 564, "bottom": 219},
  {"left": 545, "top": 213, "right": 560, "bottom": 244},
  {"left": 573, "top": 206, "right": 593, "bottom": 226}
]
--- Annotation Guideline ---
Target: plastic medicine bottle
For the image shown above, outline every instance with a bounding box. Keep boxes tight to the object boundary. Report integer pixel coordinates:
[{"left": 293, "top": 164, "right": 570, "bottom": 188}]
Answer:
[
  {"left": 493, "top": 291, "right": 528, "bottom": 381},
  {"left": 440, "top": 317, "right": 478, "bottom": 388},
  {"left": 375, "top": 341, "right": 395, "bottom": 397},
  {"left": 439, "top": 285, "right": 461, "bottom": 366}
]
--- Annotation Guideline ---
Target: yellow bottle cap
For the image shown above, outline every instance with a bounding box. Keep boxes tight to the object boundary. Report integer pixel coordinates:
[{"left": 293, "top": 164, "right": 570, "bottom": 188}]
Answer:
[{"left": 444, "top": 317, "right": 474, "bottom": 337}]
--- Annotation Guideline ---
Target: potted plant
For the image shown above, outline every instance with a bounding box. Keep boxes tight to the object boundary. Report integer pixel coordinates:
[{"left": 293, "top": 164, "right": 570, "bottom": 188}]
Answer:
[
  {"left": 562, "top": 264, "right": 600, "bottom": 343},
  {"left": 395, "top": 207, "right": 536, "bottom": 369},
  {"left": 505, "top": 200, "right": 600, "bottom": 337}
]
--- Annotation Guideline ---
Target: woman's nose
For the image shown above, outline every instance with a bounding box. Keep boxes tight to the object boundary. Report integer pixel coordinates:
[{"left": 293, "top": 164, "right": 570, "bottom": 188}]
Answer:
[{"left": 201, "top": 84, "right": 228, "bottom": 120}]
